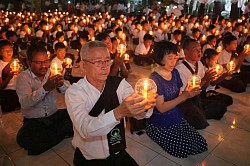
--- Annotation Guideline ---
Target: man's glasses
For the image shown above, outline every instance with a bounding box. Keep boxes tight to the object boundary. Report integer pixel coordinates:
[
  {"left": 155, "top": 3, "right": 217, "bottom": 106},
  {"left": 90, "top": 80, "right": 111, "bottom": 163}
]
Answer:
[
  {"left": 83, "top": 59, "right": 112, "bottom": 67},
  {"left": 32, "top": 59, "right": 50, "bottom": 65}
]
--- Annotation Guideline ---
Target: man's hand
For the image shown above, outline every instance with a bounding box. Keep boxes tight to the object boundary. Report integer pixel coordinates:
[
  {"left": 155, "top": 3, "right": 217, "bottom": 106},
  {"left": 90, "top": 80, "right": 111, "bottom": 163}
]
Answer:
[
  {"left": 114, "top": 93, "right": 156, "bottom": 121},
  {"left": 183, "top": 83, "right": 201, "bottom": 99},
  {"left": 204, "top": 68, "right": 217, "bottom": 81},
  {"left": 43, "top": 74, "right": 64, "bottom": 91}
]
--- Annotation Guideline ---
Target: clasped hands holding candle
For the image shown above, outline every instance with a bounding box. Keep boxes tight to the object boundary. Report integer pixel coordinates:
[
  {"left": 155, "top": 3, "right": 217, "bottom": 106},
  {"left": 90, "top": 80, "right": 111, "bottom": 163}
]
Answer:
[
  {"left": 43, "top": 74, "right": 64, "bottom": 91},
  {"left": 114, "top": 93, "right": 157, "bottom": 121}
]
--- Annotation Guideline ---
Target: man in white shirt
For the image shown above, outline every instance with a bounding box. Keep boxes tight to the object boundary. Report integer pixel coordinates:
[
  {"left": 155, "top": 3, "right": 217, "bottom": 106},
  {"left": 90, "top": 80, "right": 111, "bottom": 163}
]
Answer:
[
  {"left": 65, "top": 41, "right": 156, "bottom": 166},
  {"left": 154, "top": 21, "right": 167, "bottom": 42},
  {"left": 176, "top": 39, "right": 227, "bottom": 129},
  {"left": 138, "top": 21, "right": 149, "bottom": 44},
  {"left": 218, "top": 35, "right": 247, "bottom": 93},
  {"left": 134, "top": 34, "right": 154, "bottom": 66}
]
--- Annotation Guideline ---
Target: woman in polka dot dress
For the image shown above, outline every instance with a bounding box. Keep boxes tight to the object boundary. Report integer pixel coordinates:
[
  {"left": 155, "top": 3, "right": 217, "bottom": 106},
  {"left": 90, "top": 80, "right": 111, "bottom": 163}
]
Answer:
[{"left": 146, "top": 41, "right": 208, "bottom": 158}]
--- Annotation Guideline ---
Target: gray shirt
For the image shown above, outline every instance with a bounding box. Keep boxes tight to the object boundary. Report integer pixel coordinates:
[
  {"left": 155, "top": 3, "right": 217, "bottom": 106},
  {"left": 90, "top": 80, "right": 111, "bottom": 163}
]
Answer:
[{"left": 16, "top": 69, "right": 67, "bottom": 119}]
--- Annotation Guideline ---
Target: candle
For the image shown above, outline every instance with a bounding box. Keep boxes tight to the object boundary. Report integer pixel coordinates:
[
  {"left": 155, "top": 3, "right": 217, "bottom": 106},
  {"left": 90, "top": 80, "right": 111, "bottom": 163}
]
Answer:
[
  {"left": 64, "top": 58, "right": 72, "bottom": 68},
  {"left": 215, "top": 30, "right": 219, "bottom": 36},
  {"left": 180, "top": 26, "right": 184, "bottom": 31},
  {"left": 91, "top": 37, "right": 95, "bottom": 41},
  {"left": 227, "top": 61, "right": 236, "bottom": 72},
  {"left": 50, "top": 62, "right": 63, "bottom": 76},
  {"left": 149, "top": 31, "right": 153, "bottom": 35},
  {"left": 135, "top": 78, "right": 157, "bottom": 109},
  {"left": 139, "top": 25, "right": 142, "bottom": 31},
  {"left": 46, "top": 26, "right": 49, "bottom": 31},
  {"left": 122, "top": 33, "right": 126, "bottom": 41},
  {"left": 185, "top": 19, "right": 188, "bottom": 23},
  {"left": 204, "top": 15, "right": 209, "bottom": 20},
  {"left": 188, "top": 75, "right": 201, "bottom": 88},
  {"left": 98, "top": 27, "right": 102, "bottom": 33},
  {"left": 63, "top": 41, "right": 68, "bottom": 47},
  {"left": 124, "top": 54, "right": 129, "bottom": 61},
  {"left": 102, "top": 23, "right": 105, "bottom": 28},
  {"left": 205, "top": 22, "right": 209, "bottom": 27},
  {"left": 244, "top": 44, "right": 249, "bottom": 52},
  {"left": 227, "top": 22, "right": 231, "bottom": 27},
  {"left": 237, "top": 19, "right": 242, "bottom": 23},
  {"left": 201, "top": 35, "right": 206, "bottom": 42},
  {"left": 172, "top": 22, "right": 175, "bottom": 27},
  {"left": 212, "top": 64, "right": 223, "bottom": 77},
  {"left": 231, "top": 118, "right": 236, "bottom": 129},
  {"left": 10, "top": 59, "right": 20, "bottom": 72},
  {"left": 74, "top": 27, "right": 78, "bottom": 33},
  {"left": 216, "top": 46, "right": 222, "bottom": 53},
  {"left": 195, "top": 23, "right": 199, "bottom": 28},
  {"left": 143, "top": 80, "right": 148, "bottom": 99},
  {"left": 244, "top": 28, "right": 248, "bottom": 34},
  {"left": 118, "top": 44, "right": 126, "bottom": 56}
]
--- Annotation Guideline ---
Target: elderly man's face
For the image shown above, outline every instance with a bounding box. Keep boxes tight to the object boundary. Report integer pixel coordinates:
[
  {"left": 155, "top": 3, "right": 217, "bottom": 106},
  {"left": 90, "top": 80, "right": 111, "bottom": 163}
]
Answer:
[
  {"left": 184, "top": 42, "right": 202, "bottom": 62},
  {"left": 83, "top": 47, "right": 111, "bottom": 82}
]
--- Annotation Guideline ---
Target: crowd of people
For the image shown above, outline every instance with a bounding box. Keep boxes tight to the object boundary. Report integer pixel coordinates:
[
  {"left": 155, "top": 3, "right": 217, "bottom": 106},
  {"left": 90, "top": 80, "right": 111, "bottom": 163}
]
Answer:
[{"left": 0, "top": 1, "right": 250, "bottom": 165}]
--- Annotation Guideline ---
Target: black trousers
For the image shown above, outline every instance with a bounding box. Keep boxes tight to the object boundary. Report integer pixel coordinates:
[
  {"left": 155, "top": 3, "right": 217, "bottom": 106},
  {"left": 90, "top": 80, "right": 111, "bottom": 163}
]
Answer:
[
  {"left": 201, "top": 90, "right": 233, "bottom": 107},
  {"left": 239, "top": 65, "right": 250, "bottom": 84},
  {"left": 16, "top": 109, "right": 73, "bottom": 155},
  {"left": 133, "top": 55, "right": 153, "bottom": 66},
  {"left": 73, "top": 148, "right": 138, "bottom": 166},
  {"left": 0, "top": 90, "right": 20, "bottom": 112},
  {"left": 219, "top": 76, "right": 246, "bottom": 93}
]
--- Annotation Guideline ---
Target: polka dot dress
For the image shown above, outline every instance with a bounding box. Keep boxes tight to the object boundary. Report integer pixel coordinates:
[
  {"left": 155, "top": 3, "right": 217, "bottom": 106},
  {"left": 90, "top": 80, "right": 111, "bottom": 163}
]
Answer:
[{"left": 146, "top": 118, "right": 208, "bottom": 158}]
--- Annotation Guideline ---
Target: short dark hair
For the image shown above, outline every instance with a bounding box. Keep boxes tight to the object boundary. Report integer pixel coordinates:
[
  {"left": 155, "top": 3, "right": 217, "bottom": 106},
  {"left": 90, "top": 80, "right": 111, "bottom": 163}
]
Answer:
[
  {"left": 0, "top": 40, "right": 12, "bottom": 50},
  {"left": 183, "top": 38, "right": 198, "bottom": 50},
  {"left": 222, "top": 35, "right": 237, "bottom": 48},
  {"left": 96, "top": 33, "right": 109, "bottom": 41},
  {"left": 55, "top": 42, "right": 66, "bottom": 50},
  {"left": 27, "top": 44, "right": 47, "bottom": 61},
  {"left": 173, "top": 30, "right": 182, "bottom": 36},
  {"left": 207, "top": 35, "right": 216, "bottom": 42},
  {"left": 202, "top": 48, "right": 218, "bottom": 66},
  {"left": 192, "top": 28, "right": 200, "bottom": 34},
  {"left": 56, "top": 31, "right": 64, "bottom": 39},
  {"left": 6, "top": 31, "right": 17, "bottom": 39},
  {"left": 153, "top": 41, "right": 178, "bottom": 66},
  {"left": 143, "top": 34, "right": 153, "bottom": 41}
]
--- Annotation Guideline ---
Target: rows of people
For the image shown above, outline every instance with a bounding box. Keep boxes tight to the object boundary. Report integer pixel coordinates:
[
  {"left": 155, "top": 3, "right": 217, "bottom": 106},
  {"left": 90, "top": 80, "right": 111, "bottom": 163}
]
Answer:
[{"left": 0, "top": 9, "right": 249, "bottom": 165}]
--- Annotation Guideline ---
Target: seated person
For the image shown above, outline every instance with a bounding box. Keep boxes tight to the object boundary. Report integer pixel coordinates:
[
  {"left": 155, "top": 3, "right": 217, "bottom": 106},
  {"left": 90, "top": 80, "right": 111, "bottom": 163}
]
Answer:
[
  {"left": 218, "top": 35, "right": 248, "bottom": 93},
  {"left": 202, "top": 35, "right": 216, "bottom": 53},
  {"left": 148, "top": 41, "right": 207, "bottom": 158},
  {"left": 0, "top": 40, "right": 21, "bottom": 112},
  {"left": 53, "top": 31, "right": 66, "bottom": 50},
  {"left": 134, "top": 34, "right": 154, "bottom": 66},
  {"left": 51, "top": 42, "right": 67, "bottom": 66},
  {"left": 65, "top": 41, "right": 156, "bottom": 166},
  {"left": 6, "top": 30, "right": 19, "bottom": 58},
  {"left": 96, "top": 33, "right": 128, "bottom": 78},
  {"left": 201, "top": 49, "right": 233, "bottom": 106},
  {"left": 16, "top": 44, "right": 73, "bottom": 155},
  {"left": 239, "top": 36, "right": 250, "bottom": 83},
  {"left": 176, "top": 39, "right": 227, "bottom": 130}
]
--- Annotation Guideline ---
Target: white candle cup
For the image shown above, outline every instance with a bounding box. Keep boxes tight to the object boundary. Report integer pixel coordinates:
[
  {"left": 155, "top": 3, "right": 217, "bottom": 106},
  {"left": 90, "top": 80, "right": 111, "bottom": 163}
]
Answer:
[
  {"left": 50, "top": 62, "right": 63, "bottom": 76},
  {"left": 10, "top": 59, "right": 20, "bottom": 73},
  {"left": 135, "top": 78, "right": 157, "bottom": 109},
  {"left": 226, "top": 61, "right": 236, "bottom": 72},
  {"left": 64, "top": 58, "right": 72, "bottom": 68},
  {"left": 188, "top": 75, "right": 201, "bottom": 88}
]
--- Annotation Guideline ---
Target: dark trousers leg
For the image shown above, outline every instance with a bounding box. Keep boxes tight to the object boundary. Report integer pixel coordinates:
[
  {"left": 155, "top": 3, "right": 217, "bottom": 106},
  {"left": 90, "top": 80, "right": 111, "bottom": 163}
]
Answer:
[
  {"left": 202, "top": 99, "right": 227, "bottom": 120},
  {"left": 180, "top": 99, "right": 209, "bottom": 130},
  {"left": 219, "top": 77, "right": 246, "bottom": 93},
  {"left": 202, "top": 91, "right": 233, "bottom": 107},
  {"left": 0, "top": 90, "right": 20, "bottom": 112},
  {"left": 239, "top": 65, "right": 250, "bottom": 84},
  {"left": 16, "top": 109, "right": 73, "bottom": 155},
  {"left": 73, "top": 148, "right": 138, "bottom": 166}
]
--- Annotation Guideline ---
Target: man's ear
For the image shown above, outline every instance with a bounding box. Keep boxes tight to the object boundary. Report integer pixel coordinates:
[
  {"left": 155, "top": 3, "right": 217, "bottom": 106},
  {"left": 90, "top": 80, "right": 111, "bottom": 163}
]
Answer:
[
  {"left": 80, "top": 60, "right": 85, "bottom": 71},
  {"left": 26, "top": 59, "right": 31, "bottom": 67}
]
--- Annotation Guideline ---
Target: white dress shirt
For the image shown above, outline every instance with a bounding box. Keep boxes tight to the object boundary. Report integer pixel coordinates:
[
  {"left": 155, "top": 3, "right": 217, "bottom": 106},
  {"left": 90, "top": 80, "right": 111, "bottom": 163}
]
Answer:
[
  {"left": 138, "top": 30, "right": 146, "bottom": 43},
  {"left": 135, "top": 43, "right": 150, "bottom": 55},
  {"left": 154, "top": 29, "right": 165, "bottom": 42},
  {"left": 0, "top": 60, "right": 17, "bottom": 90},
  {"left": 218, "top": 49, "right": 232, "bottom": 65},
  {"left": 65, "top": 77, "right": 152, "bottom": 160},
  {"left": 16, "top": 69, "right": 67, "bottom": 118},
  {"left": 175, "top": 60, "right": 205, "bottom": 91}
]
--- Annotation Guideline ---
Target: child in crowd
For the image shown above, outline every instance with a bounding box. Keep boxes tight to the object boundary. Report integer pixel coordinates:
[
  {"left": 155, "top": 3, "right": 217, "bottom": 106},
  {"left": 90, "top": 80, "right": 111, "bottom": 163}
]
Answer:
[
  {"left": 0, "top": 40, "right": 21, "bottom": 112},
  {"left": 202, "top": 48, "right": 233, "bottom": 106}
]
